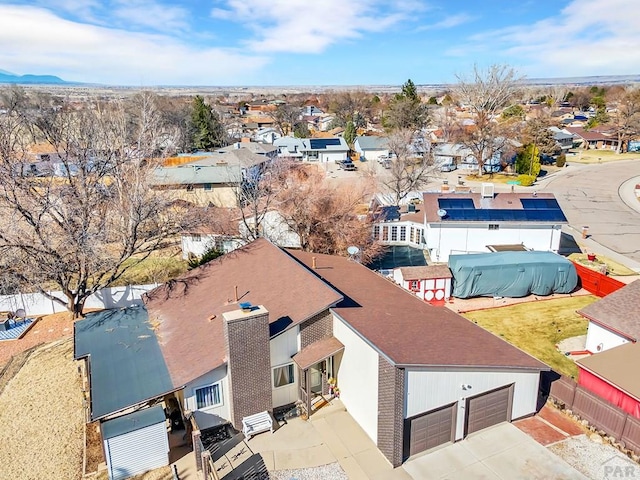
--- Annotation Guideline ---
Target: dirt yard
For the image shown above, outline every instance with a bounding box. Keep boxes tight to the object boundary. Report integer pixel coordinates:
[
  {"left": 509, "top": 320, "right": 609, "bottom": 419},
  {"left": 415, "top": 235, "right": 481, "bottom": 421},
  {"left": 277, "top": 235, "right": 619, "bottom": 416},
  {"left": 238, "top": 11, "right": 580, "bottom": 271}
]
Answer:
[
  {"left": 0, "top": 311, "right": 75, "bottom": 367},
  {"left": 0, "top": 339, "right": 84, "bottom": 480}
]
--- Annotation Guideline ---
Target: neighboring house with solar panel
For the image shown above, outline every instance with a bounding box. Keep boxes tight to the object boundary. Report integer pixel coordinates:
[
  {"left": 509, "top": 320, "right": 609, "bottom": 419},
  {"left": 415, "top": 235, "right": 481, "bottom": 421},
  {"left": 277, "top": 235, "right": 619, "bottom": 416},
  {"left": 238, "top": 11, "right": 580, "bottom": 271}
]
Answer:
[
  {"left": 372, "top": 186, "right": 568, "bottom": 263},
  {"left": 274, "top": 136, "right": 349, "bottom": 163}
]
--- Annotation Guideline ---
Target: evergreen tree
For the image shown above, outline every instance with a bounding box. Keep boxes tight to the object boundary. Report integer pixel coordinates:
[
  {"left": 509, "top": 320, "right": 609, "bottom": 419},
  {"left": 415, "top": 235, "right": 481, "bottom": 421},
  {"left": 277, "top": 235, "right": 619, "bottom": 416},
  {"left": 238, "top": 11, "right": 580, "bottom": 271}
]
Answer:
[
  {"left": 344, "top": 121, "right": 356, "bottom": 146},
  {"left": 189, "top": 95, "right": 225, "bottom": 151}
]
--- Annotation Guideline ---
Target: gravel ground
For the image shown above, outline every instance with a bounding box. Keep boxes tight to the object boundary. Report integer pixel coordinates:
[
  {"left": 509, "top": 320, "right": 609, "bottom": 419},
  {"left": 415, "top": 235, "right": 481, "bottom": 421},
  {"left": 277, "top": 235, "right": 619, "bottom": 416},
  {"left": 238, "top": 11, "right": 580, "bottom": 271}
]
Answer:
[
  {"left": 269, "top": 462, "right": 348, "bottom": 480},
  {"left": 549, "top": 434, "right": 640, "bottom": 480},
  {"left": 0, "top": 339, "right": 84, "bottom": 480}
]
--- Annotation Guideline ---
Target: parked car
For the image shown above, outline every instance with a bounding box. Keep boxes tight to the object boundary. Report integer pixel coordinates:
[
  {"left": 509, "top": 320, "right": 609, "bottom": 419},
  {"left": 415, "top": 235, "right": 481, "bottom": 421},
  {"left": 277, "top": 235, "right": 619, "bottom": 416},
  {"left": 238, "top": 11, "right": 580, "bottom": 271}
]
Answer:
[
  {"left": 440, "top": 162, "right": 456, "bottom": 172},
  {"left": 343, "top": 162, "right": 357, "bottom": 171},
  {"left": 381, "top": 159, "right": 391, "bottom": 169}
]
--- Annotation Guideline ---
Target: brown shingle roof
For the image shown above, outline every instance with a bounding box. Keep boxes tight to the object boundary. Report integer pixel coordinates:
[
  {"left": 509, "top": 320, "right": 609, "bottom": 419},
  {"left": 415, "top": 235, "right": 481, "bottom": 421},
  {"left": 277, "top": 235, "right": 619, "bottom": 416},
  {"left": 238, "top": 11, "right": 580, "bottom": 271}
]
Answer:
[
  {"left": 287, "top": 250, "right": 547, "bottom": 370},
  {"left": 577, "top": 343, "right": 640, "bottom": 400},
  {"left": 578, "top": 280, "right": 640, "bottom": 341},
  {"left": 422, "top": 192, "right": 565, "bottom": 223},
  {"left": 144, "top": 239, "right": 343, "bottom": 387},
  {"left": 293, "top": 337, "right": 344, "bottom": 370},
  {"left": 398, "top": 265, "right": 452, "bottom": 281}
]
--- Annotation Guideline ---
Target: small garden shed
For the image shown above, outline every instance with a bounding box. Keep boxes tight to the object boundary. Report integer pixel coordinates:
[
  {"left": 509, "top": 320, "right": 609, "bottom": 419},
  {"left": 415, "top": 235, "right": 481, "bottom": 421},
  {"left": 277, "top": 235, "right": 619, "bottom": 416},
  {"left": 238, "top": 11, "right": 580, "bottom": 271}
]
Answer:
[
  {"left": 449, "top": 251, "right": 578, "bottom": 299},
  {"left": 102, "top": 406, "right": 169, "bottom": 480}
]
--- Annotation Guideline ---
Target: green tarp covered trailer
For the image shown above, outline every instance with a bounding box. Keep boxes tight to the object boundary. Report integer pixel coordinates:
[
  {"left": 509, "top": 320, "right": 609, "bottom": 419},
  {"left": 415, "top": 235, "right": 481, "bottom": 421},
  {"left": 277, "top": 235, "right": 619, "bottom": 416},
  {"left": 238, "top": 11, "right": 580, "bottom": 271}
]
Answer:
[{"left": 449, "top": 251, "right": 578, "bottom": 299}]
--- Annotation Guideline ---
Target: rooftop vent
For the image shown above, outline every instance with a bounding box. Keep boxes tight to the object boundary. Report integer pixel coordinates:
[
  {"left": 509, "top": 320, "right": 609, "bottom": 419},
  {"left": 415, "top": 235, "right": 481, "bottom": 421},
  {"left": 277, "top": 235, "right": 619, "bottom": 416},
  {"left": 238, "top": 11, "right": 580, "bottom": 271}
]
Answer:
[{"left": 481, "top": 182, "right": 495, "bottom": 198}]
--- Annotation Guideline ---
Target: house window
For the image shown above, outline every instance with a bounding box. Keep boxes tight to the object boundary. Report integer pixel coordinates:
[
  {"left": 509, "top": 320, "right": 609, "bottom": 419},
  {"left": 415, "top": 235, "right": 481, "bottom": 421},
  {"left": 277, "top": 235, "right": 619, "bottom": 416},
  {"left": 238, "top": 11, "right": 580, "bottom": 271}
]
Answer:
[
  {"left": 391, "top": 226, "right": 398, "bottom": 241},
  {"left": 273, "top": 363, "right": 295, "bottom": 388},
  {"left": 410, "top": 227, "right": 416, "bottom": 243},
  {"left": 192, "top": 234, "right": 202, "bottom": 242},
  {"left": 382, "top": 226, "right": 389, "bottom": 241},
  {"left": 488, "top": 224, "right": 499, "bottom": 230},
  {"left": 195, "top": 383, "right": 222, "bottom": 409},
  {"left": 373, "top": 225, "right": 380, "bottom": 239},
  {"left": 409, "top": 280, "right": 420, "bottom": 291},
  {"left": 203, "top": 183, "right": 212, "bottom": 191},
  {"left": 400, "top": 226, "right": 406, "bottom": 242}
]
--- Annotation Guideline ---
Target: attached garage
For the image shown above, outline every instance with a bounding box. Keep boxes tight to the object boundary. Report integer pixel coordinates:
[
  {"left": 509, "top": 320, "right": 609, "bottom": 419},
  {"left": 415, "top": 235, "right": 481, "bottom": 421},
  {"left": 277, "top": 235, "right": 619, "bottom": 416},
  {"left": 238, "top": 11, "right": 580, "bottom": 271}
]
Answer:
[
  {"left": 405, "top": 403, "right": 456, "bottom": 457},
  {"left": 102, "top": 406, "right": 169, "bottom": 480},
  {"left": 465, "top": 385, "right": 513, "bottom": 435}
]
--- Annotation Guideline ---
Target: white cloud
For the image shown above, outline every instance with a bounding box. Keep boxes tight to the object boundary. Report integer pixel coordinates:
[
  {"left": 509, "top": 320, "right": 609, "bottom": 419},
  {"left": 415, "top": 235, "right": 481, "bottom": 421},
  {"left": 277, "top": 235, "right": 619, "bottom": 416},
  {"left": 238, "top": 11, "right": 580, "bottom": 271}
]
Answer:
[
  {"left": 465, "top": 0, "right": 640, "bottom": 77},
  {"left": 0, "top": 5, "right": 269, "bottom": 85},
  {"left": 211, "top": 0, "right": 420, "bottom": 54},
  {"left": 111, "top": 0, "right": 190, "bottom": 31},
  {"left": 416, "top": 13, "right": 475, "bottom": 32}
]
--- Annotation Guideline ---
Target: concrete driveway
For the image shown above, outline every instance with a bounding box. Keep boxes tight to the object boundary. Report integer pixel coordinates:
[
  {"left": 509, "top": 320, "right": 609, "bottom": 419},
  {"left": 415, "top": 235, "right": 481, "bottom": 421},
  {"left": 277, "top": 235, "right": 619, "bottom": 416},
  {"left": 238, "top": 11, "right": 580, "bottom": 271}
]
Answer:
[{"left": 402, "top": 423, "right": 587, "bottom": 480}]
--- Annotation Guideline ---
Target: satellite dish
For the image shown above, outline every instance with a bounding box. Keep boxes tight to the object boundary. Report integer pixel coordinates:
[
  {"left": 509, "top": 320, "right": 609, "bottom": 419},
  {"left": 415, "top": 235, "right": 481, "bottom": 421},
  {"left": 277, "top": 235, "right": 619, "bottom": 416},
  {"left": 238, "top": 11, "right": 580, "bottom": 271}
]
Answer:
[
  {"left": 15, "top": 308, "right": 26, "bottom": 318},
  {"left": 347, "top": 246, "right": 360, "bottom": 255},
  {"left": 437, "top": 209, "right": 447, "bottom": 218}
]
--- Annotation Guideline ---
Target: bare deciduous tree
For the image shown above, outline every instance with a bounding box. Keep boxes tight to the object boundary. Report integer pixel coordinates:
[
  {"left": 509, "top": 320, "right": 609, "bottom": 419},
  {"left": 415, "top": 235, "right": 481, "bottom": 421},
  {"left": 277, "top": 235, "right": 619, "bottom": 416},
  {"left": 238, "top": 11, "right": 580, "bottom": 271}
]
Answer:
[
  {"left": 454, "top": 64, "right": 521, "bottom": 175},
  {"left": 609, "top": 87, "right": 640, "bottom": 153},
  {"left": 0, "top": 90, "right": 192, "bottom": 317},
  {"left": 379, "top": 129, "right": 438, "bottom": 206},
  {"left": 278, "top": 166, "right": 383, "bottom": 263}
]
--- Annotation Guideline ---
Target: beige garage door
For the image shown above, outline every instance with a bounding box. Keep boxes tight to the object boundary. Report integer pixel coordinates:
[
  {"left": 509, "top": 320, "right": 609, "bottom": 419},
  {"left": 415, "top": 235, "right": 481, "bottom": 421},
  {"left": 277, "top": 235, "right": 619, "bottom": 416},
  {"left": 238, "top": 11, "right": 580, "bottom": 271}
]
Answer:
[
  {"left": 407, "top": 403, "right": 456, "bottom": 457},
  {"left": 465, "top": 385, "right": 512, "bottom": 436}
]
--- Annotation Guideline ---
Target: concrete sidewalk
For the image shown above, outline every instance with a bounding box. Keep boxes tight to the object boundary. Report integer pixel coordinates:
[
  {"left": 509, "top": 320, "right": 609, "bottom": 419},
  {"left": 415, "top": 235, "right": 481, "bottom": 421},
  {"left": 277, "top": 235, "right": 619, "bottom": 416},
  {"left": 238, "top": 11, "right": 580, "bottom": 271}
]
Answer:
[{"left": 247, "top": 399, "right": 411, "bottom": 480}]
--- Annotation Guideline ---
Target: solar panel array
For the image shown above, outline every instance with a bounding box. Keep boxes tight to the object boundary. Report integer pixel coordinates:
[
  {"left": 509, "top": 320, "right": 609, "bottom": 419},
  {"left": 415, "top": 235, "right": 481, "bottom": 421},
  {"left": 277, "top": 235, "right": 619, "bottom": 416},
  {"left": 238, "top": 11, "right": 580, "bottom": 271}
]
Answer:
[
  {"left": 437, "top": 197, "right": 567, "bottom": 222},
  {"left": 377, "top": 206, "right": 401, "bottom": 222},
  {"left": 309, "top": 138, "right": 342, "bottom": 149}
]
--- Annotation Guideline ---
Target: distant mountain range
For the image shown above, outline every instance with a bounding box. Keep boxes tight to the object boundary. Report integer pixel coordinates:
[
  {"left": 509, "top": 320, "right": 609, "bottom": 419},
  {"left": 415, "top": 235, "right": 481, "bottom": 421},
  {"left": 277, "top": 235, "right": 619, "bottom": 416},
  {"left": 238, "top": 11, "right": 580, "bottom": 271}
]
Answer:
[{"left": 0, "top": 70, "right": 71, "bottom": 85}]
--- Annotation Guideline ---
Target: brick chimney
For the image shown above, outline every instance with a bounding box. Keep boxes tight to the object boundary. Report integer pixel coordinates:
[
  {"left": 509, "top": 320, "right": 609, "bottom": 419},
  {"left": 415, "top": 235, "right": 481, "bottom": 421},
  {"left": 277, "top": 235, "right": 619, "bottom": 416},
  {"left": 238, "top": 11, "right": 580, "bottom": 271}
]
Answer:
[{"left": 223, "top": 305, "right": 273, "bottom": 429}]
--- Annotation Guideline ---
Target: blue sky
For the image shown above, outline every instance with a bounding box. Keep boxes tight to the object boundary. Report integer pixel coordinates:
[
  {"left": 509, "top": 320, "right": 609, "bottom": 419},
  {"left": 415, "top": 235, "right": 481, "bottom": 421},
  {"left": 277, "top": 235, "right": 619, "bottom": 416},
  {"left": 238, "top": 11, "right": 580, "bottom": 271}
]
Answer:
[{"left": 0, "top": 0, "right": 638, "bottom": 86}]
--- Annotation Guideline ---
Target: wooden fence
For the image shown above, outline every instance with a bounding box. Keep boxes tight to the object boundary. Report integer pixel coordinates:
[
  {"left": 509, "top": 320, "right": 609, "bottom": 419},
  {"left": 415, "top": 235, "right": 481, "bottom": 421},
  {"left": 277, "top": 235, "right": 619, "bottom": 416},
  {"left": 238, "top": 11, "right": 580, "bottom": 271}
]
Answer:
[
  {"left": 572, "top": 261, "right": 625, "bottom": 297},
  {"left": 550, "top": 375, "right": 640, "bottom": 454}
]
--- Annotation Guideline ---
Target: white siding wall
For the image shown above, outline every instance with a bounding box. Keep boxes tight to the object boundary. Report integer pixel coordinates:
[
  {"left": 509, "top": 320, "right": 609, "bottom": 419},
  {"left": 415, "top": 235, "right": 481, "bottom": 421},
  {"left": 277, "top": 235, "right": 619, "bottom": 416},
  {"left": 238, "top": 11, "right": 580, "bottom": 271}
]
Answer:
[
  {"left": 405, "top": 368, "right": 540, "bottom": 440},
  {"left": 183, "top": 365, "right": 230, "bottom": 423},
  {"left": 319, "top": 151, "right": 348, "bottom": 163},
  {"left": 270, "top": 327, "right": 300, "bottom": 407},
  {"left": 426, "top": 224, "right": 562, "bottom": 262},
  {"left": 585, "top": 321, "right": 630, "bottom": 353},
  {"left": 333, "top": 316, "right": 379, "bottom": 443}
]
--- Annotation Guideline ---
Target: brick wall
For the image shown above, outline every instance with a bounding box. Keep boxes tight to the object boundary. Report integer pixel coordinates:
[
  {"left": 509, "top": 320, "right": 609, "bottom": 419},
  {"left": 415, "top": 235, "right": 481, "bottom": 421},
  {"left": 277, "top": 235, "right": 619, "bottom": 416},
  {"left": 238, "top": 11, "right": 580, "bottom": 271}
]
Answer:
[
  {"left": 223, "top": 307, "right": 273, "bottom": 429},
  {"left": 377, "top": 355, "right": 405, "bottom": 467},
  {"left": 299, "top": 310, "right": 333, "bottom": 349}
]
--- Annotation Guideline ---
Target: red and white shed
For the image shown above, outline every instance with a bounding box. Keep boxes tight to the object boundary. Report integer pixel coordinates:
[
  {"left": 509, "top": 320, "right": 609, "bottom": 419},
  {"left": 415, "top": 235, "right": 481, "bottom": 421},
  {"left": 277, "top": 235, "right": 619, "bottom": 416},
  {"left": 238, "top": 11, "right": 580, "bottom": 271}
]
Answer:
[{"left": 393, "top": 265, "right": 452, "bottom": 304}]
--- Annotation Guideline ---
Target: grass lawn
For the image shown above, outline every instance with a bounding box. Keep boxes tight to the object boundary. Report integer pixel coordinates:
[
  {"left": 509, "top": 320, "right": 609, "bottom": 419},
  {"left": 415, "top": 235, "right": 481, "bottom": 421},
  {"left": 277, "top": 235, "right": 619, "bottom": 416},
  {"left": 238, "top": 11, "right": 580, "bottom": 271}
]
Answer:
[
  {"left": 462, "top": 295, "right": 599, "bottom": 379},
  {"left": 113, "top": 255, "right": 188, "bottom": 286},
  {"left": 567, "top": 149, "right": 640, "bottom": 164}
]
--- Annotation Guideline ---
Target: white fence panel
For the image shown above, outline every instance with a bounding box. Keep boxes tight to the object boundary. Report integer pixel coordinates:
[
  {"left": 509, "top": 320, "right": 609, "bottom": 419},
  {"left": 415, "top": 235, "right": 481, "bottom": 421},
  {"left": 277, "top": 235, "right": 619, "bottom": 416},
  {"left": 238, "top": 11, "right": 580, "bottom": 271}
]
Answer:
[{"left": 0, "top": 284, "right": 160, "bottom": 316}]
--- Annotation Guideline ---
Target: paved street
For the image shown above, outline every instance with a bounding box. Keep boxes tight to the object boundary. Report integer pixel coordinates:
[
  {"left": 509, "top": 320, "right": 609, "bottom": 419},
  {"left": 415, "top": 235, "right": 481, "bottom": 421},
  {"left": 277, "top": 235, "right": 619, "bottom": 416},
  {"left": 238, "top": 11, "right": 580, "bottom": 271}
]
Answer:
[{"left": 536, "top": 160, "right": 640, "bottom": 266}]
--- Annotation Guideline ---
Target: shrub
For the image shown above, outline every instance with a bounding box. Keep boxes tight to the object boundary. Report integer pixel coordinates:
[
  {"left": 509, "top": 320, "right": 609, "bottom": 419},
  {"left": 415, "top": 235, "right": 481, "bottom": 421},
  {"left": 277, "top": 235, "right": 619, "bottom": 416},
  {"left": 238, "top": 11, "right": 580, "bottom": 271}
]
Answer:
[
  {"left": 517, "top": 174, "right": 535, "bottom": 186},
  {"left": 556, "top": 153, "right": 566, "bottom": 167}
]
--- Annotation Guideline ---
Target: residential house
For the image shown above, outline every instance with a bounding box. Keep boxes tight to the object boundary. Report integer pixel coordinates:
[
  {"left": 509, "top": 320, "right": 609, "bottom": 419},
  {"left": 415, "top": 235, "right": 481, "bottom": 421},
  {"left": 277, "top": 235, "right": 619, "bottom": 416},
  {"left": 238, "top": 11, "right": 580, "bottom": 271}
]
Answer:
[
  {"left": 433, "top": 143, "right": 475, "bottom": 170},
  {"left": 372, "top": 190, "right": 568, "bottom": 262},
  {"left": 181, "top": 209, "right": 301, "bottom": 259},
  {"left": 565, "top": 127, "right": 619, "bottom": 150},
  {"left": 150, "top": 147, "right": 270, "bottom": 208},
  {"left": 274, "top": 136, "right": 349, "bottom": 163},
  {"left": 579, "top": 280, "right": 640, "bottom": 353},
  {"left": 353, "top": 136, "right": 389, "bottom": 162},
  {"left": 253, "top": 127, "right": 282, "bottom": 144},
  {"left": 576, "top": 343, "right": 640, "bottom": 418},
  {"left": 548, "top": 127, "right": 576, "bottom": 151},
  {"left": 76, "top": 239, "right": 547, "bottom": 474}
]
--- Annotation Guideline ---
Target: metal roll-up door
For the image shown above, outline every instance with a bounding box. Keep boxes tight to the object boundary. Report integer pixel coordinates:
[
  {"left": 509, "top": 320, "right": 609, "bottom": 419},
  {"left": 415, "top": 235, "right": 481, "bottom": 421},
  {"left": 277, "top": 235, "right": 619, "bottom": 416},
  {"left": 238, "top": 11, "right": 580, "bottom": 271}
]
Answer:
[
  {"left": 102, "top": 406, "right": 170, "bottom": 480},
  {"left": 465, "top": 385, "right": 512, "bottom": 436},
  {"left": 406, "top": 403, "right": 456, "bottom": 457}
]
